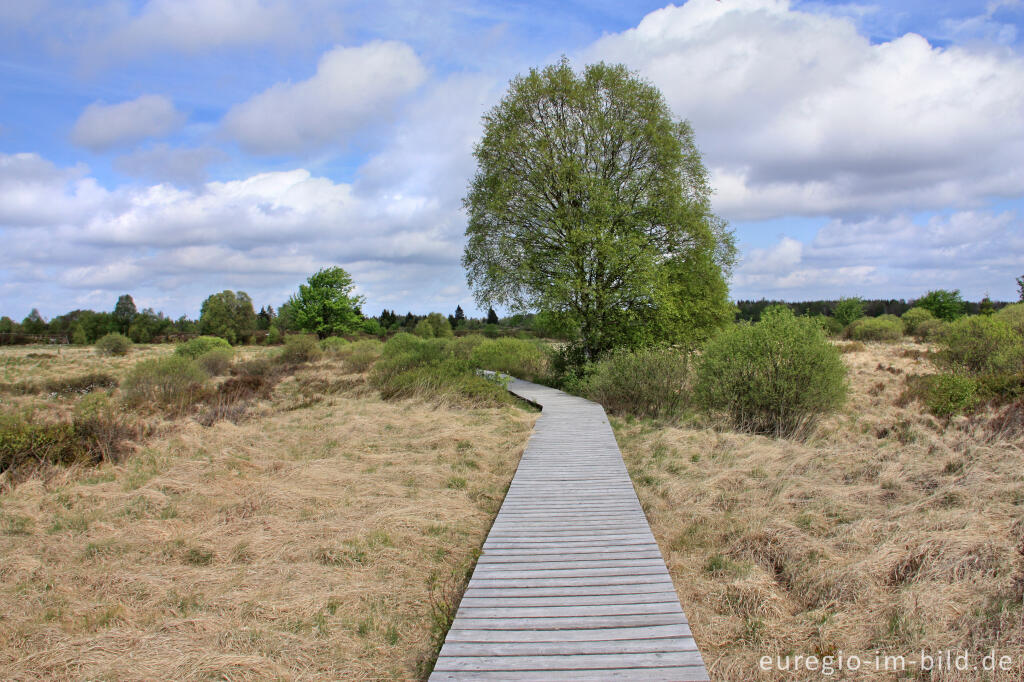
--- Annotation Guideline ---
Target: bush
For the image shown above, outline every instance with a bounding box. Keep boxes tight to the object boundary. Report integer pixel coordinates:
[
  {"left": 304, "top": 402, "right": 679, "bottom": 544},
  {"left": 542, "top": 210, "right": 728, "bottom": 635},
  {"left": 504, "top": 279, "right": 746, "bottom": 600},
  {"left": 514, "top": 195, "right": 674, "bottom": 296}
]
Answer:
[
  {"left": 267, "top": 326, "right": 283, "bottom": 345},
  {"left": 95, "top": 332, "right": 131, "bottom": 356},
  {"left": 996, "top": 303, "right": 1024, "bottom": 337},
  {"left": 483, "top": 323, "right": 500, "bottom": 338},
  {"left": 336, "top": 339, "right": 384, "bottom": 373},
  {"left": 44, "top": 372, "right": 118, "bottom": 396},
  {"left": 196, "top": 348, "right": 234, "bottom": 376},
  {"left": 902, "top": 374, "right": 978, "bottom": 417},
  {"left": 468, "top": 338, "right": 550, "bottom": 383},
  {"left": 846, "top": 315, "right": 904, "bottom": 342},
  {"left": 278, "top": 334, "right": 323, "bottom": 364},
  {"left": 572, "top": 347, "right": 689, "bottom": 420},
  {"left": 371, "top": 334, "right": 508, "bottom": 406},
  {"left": 900, "top": 307, "right": 935, "bottom": 335},
  {"left": 123, "top": 356, "right": 209, "bottom": 413},
  {"left": 175, "top": 335, "right": 232, "bottom": 359},
  {"left": 914, "top": 289, "right": 965, "bottom": 321},
  {"left": 812, "top": 314, "right": 844, "bottom": 337},
  {"left": 694, "top": 307, "right": 848, "bottom": 437},
  {"left": 320, "top": 336, "right": 350, "bottom": 354},
  {"left": 833, "top": 297, "right": 865, "bottom": 327},
  {"left": 936, "top": 316, "right": 1024, "bottom": 375},
  {"left": 914, "top": 318, "right": 948, "bottom": 342}
]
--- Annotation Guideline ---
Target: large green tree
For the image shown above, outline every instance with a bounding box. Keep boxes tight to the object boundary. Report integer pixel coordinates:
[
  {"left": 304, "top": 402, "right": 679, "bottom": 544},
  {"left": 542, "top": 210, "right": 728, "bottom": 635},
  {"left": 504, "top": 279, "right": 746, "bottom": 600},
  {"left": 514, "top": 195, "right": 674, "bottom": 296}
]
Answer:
[
  {"left": 113, "top": 294, "right": 137, "bottom": 334},
  {"left": 199, "top": 290, "right": 256, "bottom": 344},
  {"left": 463, "top": 59, "right": 735, "bottom": 360},
  {"left": 288, "top": 267, "right": 365, "bottom": 339}
]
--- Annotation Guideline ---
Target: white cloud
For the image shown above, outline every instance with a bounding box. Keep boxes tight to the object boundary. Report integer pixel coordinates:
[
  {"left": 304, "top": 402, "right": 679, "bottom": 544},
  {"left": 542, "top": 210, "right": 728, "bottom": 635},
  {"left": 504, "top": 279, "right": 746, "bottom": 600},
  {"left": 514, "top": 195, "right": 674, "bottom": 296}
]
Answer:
[
  {"left": 587, "top": 0, "right": 1024, "bottom": 220},
  {"left": 101, "top": 0, "right": 297, "bottom": 56},
  {"left": 71, "top": 95, "right": 186, "bottom": 151},
  {"left": 223, "top": 41, "right": 428, "bottom": 155},
  {"left": 733, "top": 210, "right": 1024, "bottom": 299}
]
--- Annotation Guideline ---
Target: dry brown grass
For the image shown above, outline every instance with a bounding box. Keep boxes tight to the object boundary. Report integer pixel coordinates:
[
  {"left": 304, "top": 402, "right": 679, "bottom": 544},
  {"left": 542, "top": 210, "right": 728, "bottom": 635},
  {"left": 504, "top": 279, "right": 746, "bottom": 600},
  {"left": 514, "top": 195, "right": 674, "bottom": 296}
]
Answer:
[
  {"left": 617, "top": 339, "right": 1024, "bottom": 680},
  {"left": 0, "top": 346, "right": 536, "bottom": 680}
]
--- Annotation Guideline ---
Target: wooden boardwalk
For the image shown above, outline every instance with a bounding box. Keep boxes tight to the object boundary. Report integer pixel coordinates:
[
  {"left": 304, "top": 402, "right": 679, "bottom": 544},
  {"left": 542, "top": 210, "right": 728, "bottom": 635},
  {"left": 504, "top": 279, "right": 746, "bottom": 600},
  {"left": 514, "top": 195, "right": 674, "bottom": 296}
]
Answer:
[{"left": 430, "top": 377, "right": 708, "bottom": 681}]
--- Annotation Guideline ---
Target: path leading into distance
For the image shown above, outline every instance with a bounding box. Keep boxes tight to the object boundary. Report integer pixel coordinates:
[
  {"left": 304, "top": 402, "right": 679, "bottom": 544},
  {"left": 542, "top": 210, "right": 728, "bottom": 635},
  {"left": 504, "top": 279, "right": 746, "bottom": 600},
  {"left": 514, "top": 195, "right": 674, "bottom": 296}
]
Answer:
[{"left": 429, "top": 376, "right": 709, "bottom": 681}]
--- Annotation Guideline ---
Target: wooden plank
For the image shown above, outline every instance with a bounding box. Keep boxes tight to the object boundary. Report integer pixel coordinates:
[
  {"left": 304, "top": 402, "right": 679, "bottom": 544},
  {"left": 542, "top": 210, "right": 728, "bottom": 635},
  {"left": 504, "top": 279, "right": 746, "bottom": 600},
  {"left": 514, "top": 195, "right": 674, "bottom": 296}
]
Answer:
[{"left": 429, "top": 377, "right": 706, "bottom": 680}]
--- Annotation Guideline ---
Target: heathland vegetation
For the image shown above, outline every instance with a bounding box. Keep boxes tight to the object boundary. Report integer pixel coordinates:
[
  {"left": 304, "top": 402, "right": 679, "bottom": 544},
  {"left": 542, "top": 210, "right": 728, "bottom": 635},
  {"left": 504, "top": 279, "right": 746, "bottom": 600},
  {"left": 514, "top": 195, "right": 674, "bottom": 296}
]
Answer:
[{"left": 3, "top": 55, "right": 1024, "bottom": 679}]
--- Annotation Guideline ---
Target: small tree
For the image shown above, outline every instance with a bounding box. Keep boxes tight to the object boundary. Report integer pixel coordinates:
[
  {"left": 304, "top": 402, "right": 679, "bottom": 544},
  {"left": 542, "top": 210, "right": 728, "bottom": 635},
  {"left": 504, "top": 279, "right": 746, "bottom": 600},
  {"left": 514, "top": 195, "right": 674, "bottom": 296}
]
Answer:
[
  {"left": 21, "top": 308, "right": 47, "bottom": 335},
  {"left": 979, "top": 295, "right": 995, "bottom": 316},
  {"left": 1016, "top": 275, "right": 1024, "bottom": 302},
  {"left": 199, "top": 290, "right": 257, "bottom": 344},
  {"left": 113, "top": 294, "right": 137, "bottom": 334},
  {"left": 453, "top": 305, "right": 466, "bottom": 328},
  {"left": 915, "top": 289, "right": 965, "bottom": 321},
  {"left": 832, "top": 297, "right": 865, "bottom": 327},
  {"left": 486, "top": 308, "right": 499, "bottom": 325},
  {"left": 288, "top": 267, "right": 365, "bottom": 339}
]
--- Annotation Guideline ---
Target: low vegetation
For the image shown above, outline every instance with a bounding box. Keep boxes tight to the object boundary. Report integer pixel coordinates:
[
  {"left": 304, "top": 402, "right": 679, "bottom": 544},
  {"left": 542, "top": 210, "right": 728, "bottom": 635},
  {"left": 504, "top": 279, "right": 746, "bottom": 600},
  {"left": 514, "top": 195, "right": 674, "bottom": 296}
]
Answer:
[
  {"left": 569, "top": 346, "right": 689, "bottom": 421},
  {"left": 95, "top": 332, "right": 131, "bottom": 356}
]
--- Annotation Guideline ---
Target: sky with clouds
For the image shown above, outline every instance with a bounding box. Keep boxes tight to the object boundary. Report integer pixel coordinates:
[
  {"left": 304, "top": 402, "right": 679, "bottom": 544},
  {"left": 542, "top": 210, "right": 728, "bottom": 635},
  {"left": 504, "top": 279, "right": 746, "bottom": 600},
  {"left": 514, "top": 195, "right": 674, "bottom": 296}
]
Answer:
[{"left": 1, "top": 0, "right": 1022, "bottom": 320}]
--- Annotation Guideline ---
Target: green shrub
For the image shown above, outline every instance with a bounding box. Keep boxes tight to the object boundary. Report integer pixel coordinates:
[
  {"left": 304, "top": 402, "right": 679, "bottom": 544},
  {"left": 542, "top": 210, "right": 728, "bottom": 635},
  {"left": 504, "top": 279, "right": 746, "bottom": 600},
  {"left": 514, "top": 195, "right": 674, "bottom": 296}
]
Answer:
[
  {"left": 123, "top": 356, "right": 209, "bottom": 413},
  {"left": 812, "top": 314, "right": 844, "bottom": 337},
  {"left": 573, "top": 347, "right": 689, "bottom": 420},
  {"left": 995, "top": 303, "right": 1024, "bottom": 337},
  {"left": 468, "top": 338, "right": 549, "bottom": 383},
  {"left": 320, "top": 336, "right": 350, "bottom": 354},
  {"left": 175, "top": 336, "right": 232, "bottom": 359},
  {"left": 936, "top": 316, "right": 1024, "bottom": 375},
  {"left": 846, "top": 314, "right": 904, "bottom": 342},
  {"left": 336, "top": 339, "right": 384, "bottom": 372},
  {"left": 902, "top": 374, "right": 979, "bottom": 417},
  {"left": 0, "top": 413, "right": 80, "bottom": 474},
  {"left": 278, "top": 334, "right": 323, "bottom": 364},
  {"left": 914, "top": 318, "right": 948, "bottom": 342},
  {"left": 196, "top": 348, "right": 234, "bottom": 376},
  {"left": 833, "top": 297, "right": 865, "bottom": 327},
  {"left": 95, "top": 333, "right": 131, "bottom": 356},
  {"left": 267, "top": 326, "right": 283, "bottom": 345},
  {"left": 483, "top": 323, "right": 500, "bottom": 338},
  {"left": 371, "top": 334, "right": 508, "bottom": 406},
  {"left": 914, "top": 289, "right": 965, "bottom": 321},
  {"left": 694, "top": 307, "right": 848, "bottom": 437},
  {"left": 900, "top": 307, "right": 935, "bottom": 335}
]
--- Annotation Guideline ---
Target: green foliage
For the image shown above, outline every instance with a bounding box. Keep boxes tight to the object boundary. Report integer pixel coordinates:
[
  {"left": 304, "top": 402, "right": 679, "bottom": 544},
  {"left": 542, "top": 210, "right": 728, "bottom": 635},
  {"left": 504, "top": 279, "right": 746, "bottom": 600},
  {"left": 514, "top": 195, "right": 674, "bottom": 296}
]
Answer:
[
  {"left": 846, "top": 314, "right": 904, "bottom": 342},
  {"left": 319, "top": 336, "right": 350, "bottom": 353},
  {"left": 288, "top": 267, "right": 365, "bottom": 339},
  {"left": 20, "top": 309, "right": 46, "bottom": 335},
  {"left": 279, "top": 334, "right": 323, "bottom": 364},
  {"left": 995, "top": 303, "right": 1024, "bottom": 336},
  {"left": 95, "top": 332, "right": 132, "bottom": 356},
  {"left": 914, "top": 289, "right": 965, "bottom": 321},
  {"left": 812, "top": 314, "right": 844, "bottom": 337},
  {"left": 199, "top": 290, "right": 256, "bottom": 344},
  {"left": 463, "top": 58, "right": 735, "bottom": 360},
  {"left": 914, "top": 318, "right": 948, "bottom": 342},
  {"left": 832, "top": 297, "right": 865, "bottom": 327},
  {"left": 936, "top": 316, "right": 1024, "bottom": 375},
  {"left": 900, "top": 307, "right": 935, "bottom": 335},
  {"left": 175, "top": 335, "right": 232, "bottom": 359},
  {"left": 371, "top": 334, "right": 509, "bottom": 406},
  {"left": 360, "top": 318, "right": 385, "bottom": 336},
  {"left": 414, "top": 313, "right": 453, "bottom": 339},
  {"left": 335, "top": 339, "right": 384, "bottom": 372},
  {"left": 903, "top": 374, "right": 979, "bottom": 417},
  {"left": 112, "top": 294, "right": 137, "bottom": 334},
  {"left": 468, "top": 338, "right": 550, "bottom": 383},
  {"left": 483, "top": 323, "right": 500, "bottom": 338},
  {"left": 267, "top": 325, "right": 283, "bottom": 345},
  {"left": 693, "top": 307, "right": 848, "bottom": 437},
  {"left": 71, "top": 326, "right": 88, "bottom": 345},
  {"left": 196, "top": 348, "right": 234, "bottom": 376},
  {"left": 571, "top": 347, "right": 689, "bottom": 420},
  {"left": 1, "top": 413, "right": 79, "bottom": 474},
  {"left": 122, "top": 356, "right": 208, "bottom": 413}
]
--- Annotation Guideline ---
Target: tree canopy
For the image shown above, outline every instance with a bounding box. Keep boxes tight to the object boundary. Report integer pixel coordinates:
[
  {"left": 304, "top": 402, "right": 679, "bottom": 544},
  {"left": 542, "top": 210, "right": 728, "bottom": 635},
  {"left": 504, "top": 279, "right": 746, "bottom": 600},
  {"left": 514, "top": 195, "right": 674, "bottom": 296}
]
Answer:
[
  {"left": 288, "top": 266, "right": 365, "bottom": 339},
  {"left": 463, "top": 58, "right": 735, "bottom": 359},
  {"left": 199, "top": 290, "right": 256, "bottom": 344}
]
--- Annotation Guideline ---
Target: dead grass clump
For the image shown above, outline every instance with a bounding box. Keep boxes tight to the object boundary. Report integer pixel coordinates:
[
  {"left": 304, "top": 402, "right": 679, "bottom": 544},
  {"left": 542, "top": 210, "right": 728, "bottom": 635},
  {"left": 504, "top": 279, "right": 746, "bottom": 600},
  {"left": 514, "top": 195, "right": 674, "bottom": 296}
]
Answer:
[{"left": 837, "top": 341, "right": 866, "bottom": 353}]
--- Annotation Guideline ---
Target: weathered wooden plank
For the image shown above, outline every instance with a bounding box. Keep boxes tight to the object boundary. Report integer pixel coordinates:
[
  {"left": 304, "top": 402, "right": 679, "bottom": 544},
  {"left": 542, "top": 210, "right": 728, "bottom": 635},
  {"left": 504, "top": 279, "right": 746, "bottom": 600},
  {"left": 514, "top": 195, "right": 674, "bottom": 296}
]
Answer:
[{"left": 429, "top": 376, "right": 705, "bottom": 681}]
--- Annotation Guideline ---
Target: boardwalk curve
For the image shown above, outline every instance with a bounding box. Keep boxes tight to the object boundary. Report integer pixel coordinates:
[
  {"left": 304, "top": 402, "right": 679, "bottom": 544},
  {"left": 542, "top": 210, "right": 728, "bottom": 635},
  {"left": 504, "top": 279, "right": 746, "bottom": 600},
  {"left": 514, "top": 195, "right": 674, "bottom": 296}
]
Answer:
[{"left": 430, "top": 377, "right": 708, "bottom": 681}]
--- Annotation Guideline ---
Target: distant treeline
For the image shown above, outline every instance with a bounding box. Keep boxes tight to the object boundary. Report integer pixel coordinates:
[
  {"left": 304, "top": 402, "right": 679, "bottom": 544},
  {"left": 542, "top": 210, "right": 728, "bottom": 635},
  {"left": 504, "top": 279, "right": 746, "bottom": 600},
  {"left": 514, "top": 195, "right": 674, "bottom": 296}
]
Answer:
[{"left": 735, "top": 298, "right": 1013, "bottom": 322}]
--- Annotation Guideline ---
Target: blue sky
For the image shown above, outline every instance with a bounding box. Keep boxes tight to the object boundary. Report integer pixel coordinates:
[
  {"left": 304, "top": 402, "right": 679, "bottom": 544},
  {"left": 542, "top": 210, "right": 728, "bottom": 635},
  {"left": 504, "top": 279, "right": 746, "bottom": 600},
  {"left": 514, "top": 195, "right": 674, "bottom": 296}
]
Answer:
[{"left": 1, "top": 0, "right": 1023, "bottom": 320}]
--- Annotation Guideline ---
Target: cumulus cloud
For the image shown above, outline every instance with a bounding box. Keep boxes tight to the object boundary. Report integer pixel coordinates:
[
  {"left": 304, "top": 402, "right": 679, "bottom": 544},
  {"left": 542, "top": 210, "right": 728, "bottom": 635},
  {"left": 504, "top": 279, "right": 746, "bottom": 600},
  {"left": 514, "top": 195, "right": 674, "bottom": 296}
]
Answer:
[
  {"left": 587, "top": 0, "right": 1024, "bottom": 220},
  {"left": 0, "top": 152, "right": 466, "bottom": 317},
  {"left": 733, "top": 210, "right": 1024, "bottom": 299},
  {"left": 71, "top": 95, "right": 186, "bottom": 151},
  {"left": 223, "top": 41, "right": 428, "bottom": 155},
  {"left": 113, "top": 145, "right": 227, "bottom": 187}
]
